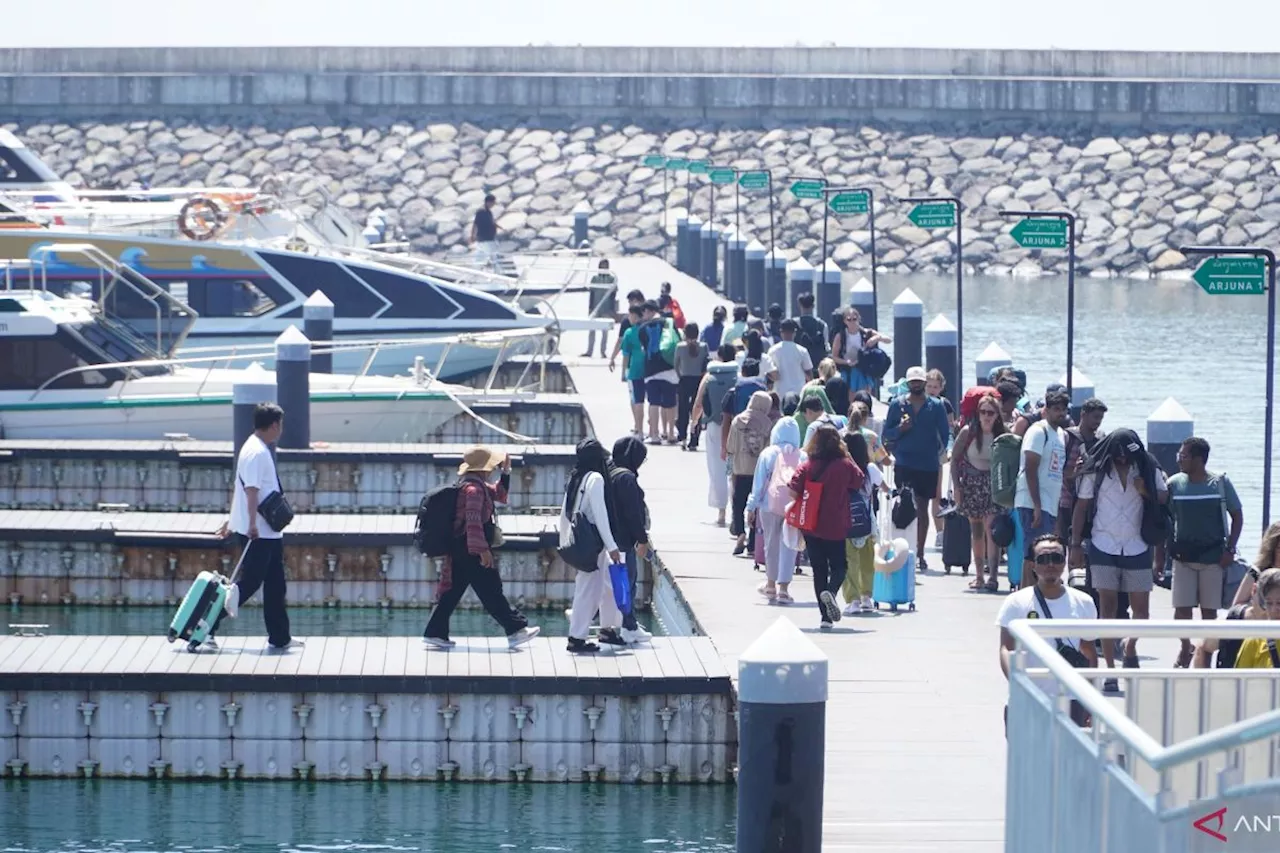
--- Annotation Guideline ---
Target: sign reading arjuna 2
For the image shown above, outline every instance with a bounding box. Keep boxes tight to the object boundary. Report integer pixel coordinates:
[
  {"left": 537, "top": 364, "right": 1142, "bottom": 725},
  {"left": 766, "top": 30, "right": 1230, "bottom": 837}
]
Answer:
[
  {"left": 738, "top": 171, "right": 769, "bottom": 190},
  {"left": 790, "top": 179, "right": 825, "bottom": 200},
  {"left": 909, "top": 202, "right": 956, "bottom": 229},
  {"left": 1010, "top": 217, "right": 1068, "bottom": 249},
  {"left": 709, "top": 168, "right": 736, "bottom": 185},
  {"left": 1193, "top": 256, "right": 1267, "bottom": 295}
]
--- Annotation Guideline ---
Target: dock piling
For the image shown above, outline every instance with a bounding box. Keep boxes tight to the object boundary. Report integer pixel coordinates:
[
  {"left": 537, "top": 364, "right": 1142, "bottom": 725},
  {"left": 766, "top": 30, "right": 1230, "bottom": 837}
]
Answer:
[
  {"left": 817, "top": 259, "right": 842, "bottom": 322},
  {"left": 849, "top": 277, "right": 875, "bottom": 332},
  {"left": 303, "top": 291, "right": 334, "bottom": 374},
  {"left": 787, "top": 257, "right": 814, "bottom": 311},
  {"left": 1147, "top": 397, "right": 1194, "bottom": 479},
  {"left": 275, "top": 325, "right": 312, "bottom": 450},
  {"left": 231, "top": 363, "right": 278, "bottom": 455},
  {"left": 765, "top": 249, "right": 787, "bottom": 314},
  {"left": 975, "top": 341, "right": 1013, "bottom": 387},
  {"left": 891, "top": 287, "right": 924, "bottom": 382},
  {"left": 924, "top": 315, "right": 960, "bottom": 409},
  {"left": 744, "top": 240, "right": 766, "bottom": 317},
  {"left": 1059, "top": 367, "right": 1095, "bottom": 422},
  {"left": 736, "top": 617, "right": 828, "bottom": 853}
]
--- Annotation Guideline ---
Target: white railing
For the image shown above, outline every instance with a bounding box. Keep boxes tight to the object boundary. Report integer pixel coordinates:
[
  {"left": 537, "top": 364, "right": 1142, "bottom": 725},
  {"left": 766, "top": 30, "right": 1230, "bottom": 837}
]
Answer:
[{"left": 1006, "top": 619, "right": 1280, "bottom": 853}]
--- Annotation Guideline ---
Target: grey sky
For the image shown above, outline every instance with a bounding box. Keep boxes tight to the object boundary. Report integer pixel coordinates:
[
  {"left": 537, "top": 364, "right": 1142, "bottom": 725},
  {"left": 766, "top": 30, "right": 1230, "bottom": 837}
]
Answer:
[{"left": 4, "top": 0, "right": 1278, "bottom": 51}]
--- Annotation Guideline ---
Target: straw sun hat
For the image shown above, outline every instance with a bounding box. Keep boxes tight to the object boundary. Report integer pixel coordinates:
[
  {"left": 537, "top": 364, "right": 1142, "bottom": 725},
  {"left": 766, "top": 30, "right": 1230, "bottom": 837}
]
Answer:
[{"left": 458, "top": 446, "right": 505, "bottom": 475}]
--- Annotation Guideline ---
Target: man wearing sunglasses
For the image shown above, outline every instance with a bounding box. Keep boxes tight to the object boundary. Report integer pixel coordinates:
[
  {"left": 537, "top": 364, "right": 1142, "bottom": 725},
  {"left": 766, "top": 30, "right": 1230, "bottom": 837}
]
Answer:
[{"left": 997, "top": 534, "right": 1098, "bottom": 730}]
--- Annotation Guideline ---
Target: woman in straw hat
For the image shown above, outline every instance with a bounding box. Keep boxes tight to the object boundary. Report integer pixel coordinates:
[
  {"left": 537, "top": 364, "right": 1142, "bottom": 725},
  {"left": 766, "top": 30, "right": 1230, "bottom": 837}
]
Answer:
[{"left": 423, "top": 446, "right": 539, "bottom": 650}]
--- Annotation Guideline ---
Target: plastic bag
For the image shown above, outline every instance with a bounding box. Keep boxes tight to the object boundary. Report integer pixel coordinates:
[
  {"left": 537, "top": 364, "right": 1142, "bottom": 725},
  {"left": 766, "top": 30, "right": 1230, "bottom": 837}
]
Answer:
[{"left": 608, "top": 561, "right": 632, "bottom": 615}]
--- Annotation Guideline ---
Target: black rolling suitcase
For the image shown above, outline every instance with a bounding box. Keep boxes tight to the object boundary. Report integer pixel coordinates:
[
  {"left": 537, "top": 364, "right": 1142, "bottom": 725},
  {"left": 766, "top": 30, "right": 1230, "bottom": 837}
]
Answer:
[{"left": 941, "top": 512, "right": 972, "bottom": 575}]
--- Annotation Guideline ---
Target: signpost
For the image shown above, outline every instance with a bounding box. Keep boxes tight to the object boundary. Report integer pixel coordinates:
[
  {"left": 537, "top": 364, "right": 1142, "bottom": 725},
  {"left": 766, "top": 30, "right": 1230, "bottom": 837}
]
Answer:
[
  {"left": 1183, "top": 246, "right": 1278, "bottom": 528},
  {"left": 1192, "top": 257, "right": 1267, "bottom": 295},
  {"left": 643, "top": 155, "right": 666, "bottom": 168},
  {"left": 710, "top": 168, "right": 736, "bottom": 184},
  {"left": 688, "top": 160, "right": 710, "bottom": 176},
  {"left": 1011, "top": 218, "right": 1069, "bottom": 250},
  {"left": 1000, "top": 210, "right": 1077, "bottom": 398},
  {"left": 738, "top": 170, "right": 775, "bottom": 255},
  {"left": 905, "top": 196, "right": 964, "bottom": 382},
  {"left": 790, "top": 179, "right": 826, "bottom": 200},
  {"left": 817, "top": 186, "right": 878, "bottom": 327}
]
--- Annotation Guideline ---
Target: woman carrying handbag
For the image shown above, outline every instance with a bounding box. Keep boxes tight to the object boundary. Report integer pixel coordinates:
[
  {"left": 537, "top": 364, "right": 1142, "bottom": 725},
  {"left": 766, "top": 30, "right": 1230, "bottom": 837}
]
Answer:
[
  {"left": 787, "top": 424, "right": 866, "bottom": 629},
  {"left": 559, "top": 439, "right": 623, "bottom": 654}
]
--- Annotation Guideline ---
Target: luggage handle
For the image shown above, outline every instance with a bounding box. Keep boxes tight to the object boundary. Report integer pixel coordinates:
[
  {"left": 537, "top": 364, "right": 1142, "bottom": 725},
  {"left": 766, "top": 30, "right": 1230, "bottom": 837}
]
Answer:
[{"left": 226, "top": 540, "right": 253, "bottom": 585}]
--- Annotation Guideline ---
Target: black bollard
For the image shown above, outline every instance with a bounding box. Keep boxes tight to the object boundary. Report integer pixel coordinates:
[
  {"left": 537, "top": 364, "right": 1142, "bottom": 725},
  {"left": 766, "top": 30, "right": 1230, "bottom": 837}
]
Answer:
[
  {"left": 849, "top": 277, "right": 875, "bottom": 330},
  {"left": 676, "top": 214, "right": 690, "bottom": 274},
  {"left": 275, "top": 325, "right": 312, "bottom": 450},
  {"left": 303, "top": 290, "right": 334, "bottom": 374},
  {"left": 745, "top": 240, "right": 767, "bottom": 317},
  {"left": 1147, "top": 397, "right": 1193, "bottom": 479},
  {"left": 1060, "top": 367, "right": 1095, "bottom": 423},
  {"left": 573, "top": 208, "right": 589, "bottom": 248},
  {"left": 728, "top": 231, "right": 747, "bottom": 304},
  {"left": 817, "top": 260, "right": 842, "bottom": 322},
  {"left": 975, "top": 341, "right": 1013, "bottom": 387},
  {"left": 700, "top": 221, "right": 719, "bottom": 289},
  {"left": 766, "top": 250, "right": 788, "bottom": 313},
  {"left": 686, "top": 215, "right": 703, "bottom": 279},
  {"left": 891, "top": 287, "right": 924, "bottom": 382},
  {"left": 787, "top": 258, "right": 814, "bottom": 309},
  {"left": 737, "top": 617, "right": 828, "bottom": 853},
  {"left": 231, "top": 364, "right": 277, "bottom": 457},
  {"left": 924, "top": 315, "right": 959, "bottom": 409}
]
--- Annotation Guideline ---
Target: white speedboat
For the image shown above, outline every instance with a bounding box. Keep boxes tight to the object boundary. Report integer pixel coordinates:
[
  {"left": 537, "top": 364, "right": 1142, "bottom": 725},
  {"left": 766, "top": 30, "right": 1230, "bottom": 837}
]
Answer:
[{"left": 0, "top": 284, "right": 571, "bottom": 443}]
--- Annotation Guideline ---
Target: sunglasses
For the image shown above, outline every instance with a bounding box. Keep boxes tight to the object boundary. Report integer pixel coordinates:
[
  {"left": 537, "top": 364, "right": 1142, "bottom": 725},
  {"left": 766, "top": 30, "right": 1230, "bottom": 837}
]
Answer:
[
  {"left": 979, "top": 409, "right": 999, "bottom": 417},
  {"left": 1034, "top": 553, "right": 1066, "bottom": 566}
]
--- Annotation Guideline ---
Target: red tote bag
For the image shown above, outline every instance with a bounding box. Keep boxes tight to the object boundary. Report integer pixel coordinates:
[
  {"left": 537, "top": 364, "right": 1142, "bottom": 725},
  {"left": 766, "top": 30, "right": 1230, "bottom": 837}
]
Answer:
[{"left": 784, "top": 464, "right": 825, "bottom": 533}]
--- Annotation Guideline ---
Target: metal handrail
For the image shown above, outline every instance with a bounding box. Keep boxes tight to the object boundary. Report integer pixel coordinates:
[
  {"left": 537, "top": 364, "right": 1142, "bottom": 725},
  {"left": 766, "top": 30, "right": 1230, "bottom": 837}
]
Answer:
[{"left": 1008, "top": 619, "right": 1280, "bottom": 772}]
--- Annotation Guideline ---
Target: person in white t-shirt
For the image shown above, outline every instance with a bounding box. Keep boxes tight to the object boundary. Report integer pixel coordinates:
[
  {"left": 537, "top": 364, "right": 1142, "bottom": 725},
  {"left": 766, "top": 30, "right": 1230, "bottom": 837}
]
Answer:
[
  {"left": 765, "top": 318, "right": 814, "bottom": 399},
  {"left": 997, "top": 533, "right": 1098, "bottom": 732},
  {"left": 1010, "top": 389, "right": 1071, "bottom": 589},
  {"left": 213, "top": 402, "right": 300, "bottom": 652}
]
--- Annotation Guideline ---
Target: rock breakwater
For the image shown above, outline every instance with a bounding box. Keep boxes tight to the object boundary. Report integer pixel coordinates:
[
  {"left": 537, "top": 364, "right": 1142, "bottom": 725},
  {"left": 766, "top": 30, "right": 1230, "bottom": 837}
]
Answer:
[{"left": 6, "top": 118, "right": 1280, "bottom": 276}]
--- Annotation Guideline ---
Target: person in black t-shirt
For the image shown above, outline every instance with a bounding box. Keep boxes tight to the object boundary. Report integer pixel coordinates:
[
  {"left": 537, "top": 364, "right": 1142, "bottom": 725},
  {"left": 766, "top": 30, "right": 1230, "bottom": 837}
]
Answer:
[{"left": 470, "top": 194, "right": 500, "bottom": 264}]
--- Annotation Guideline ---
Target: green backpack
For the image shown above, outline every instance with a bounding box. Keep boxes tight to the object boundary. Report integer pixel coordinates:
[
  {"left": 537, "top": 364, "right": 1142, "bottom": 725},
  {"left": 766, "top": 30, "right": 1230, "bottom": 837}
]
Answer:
[
  {"left": 659, "top": 319, "right": 679, "bottom": 367},
  {"left": 990, "top": 433, "right": 1023, "bottom": 508}
]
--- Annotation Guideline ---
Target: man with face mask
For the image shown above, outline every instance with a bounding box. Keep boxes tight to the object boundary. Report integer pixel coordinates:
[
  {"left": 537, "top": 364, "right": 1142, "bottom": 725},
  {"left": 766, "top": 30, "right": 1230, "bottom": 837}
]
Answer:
[{"left": 882, "top": 366, "right": 952, "bottom": 569}]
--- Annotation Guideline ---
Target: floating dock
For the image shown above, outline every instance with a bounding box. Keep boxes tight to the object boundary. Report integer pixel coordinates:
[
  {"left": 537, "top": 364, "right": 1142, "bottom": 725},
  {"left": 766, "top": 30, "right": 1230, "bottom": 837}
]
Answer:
[{"left": 0, "top": 634, "right": 733, "bottom": 782}]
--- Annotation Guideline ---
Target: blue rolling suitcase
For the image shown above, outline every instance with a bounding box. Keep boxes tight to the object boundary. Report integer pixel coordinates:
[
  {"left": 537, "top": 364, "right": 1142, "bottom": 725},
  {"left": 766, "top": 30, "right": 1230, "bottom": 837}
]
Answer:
[
  {"left": 167, "top": 545, "right": 246, "bottom": 653},
  {"left": 873, "top": 552, "right": 917, "bottom": 612}
]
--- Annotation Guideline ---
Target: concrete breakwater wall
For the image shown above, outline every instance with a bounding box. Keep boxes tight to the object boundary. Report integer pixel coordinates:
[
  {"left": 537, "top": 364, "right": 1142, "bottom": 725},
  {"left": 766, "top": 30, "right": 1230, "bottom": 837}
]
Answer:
[{"left": 7, "top": 117, "right": 1280, "bottom": 276}]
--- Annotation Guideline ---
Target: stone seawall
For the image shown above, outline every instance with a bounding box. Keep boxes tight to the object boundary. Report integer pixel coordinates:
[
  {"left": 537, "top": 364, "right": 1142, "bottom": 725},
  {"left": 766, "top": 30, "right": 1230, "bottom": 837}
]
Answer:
[{"left": 7, "top": 117, "right": 1280, "bottom": 276}]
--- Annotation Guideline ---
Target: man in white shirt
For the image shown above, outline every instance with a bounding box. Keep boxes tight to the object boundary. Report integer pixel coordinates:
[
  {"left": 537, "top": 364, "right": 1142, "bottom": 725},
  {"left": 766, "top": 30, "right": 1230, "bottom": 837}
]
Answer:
[
  {"left": 766, "top": 319, "right": 814, "bottom": 399},
  {"left": 213, "top": 402, "right": 300, "bottom": 651},
  {"left": 1010, "top": 389, "right": 1070, "bottom": 588},
  {"left": 997, "top": 534, "right": 1098, "bottom": 732},
  {"left": 1069, "top": 429, "right": 1168, "bottom": 690}
]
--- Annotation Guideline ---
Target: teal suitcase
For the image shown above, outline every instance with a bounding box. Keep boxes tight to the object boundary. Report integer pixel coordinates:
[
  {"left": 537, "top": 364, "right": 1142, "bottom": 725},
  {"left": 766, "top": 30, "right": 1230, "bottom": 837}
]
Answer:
[{"left": 167, "top": 547, "right": 246, "bottom": 652}]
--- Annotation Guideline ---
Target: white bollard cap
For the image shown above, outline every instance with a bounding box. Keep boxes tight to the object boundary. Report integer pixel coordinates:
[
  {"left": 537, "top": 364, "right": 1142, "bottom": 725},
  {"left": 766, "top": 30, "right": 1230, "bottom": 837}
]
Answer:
[
  {"left": 820, "top": 258, "right": 842, "bottom": 284},
  {"left": 745, "top": 239, "right": 767, "bottom": 259},
  {"left": 1056, "top": 368, "right": 1095, "bottom": 406},
  {"left": 924, "top": 314, "right": 958, "bottom": 347},
  {"left": 1147, "top": 397, "right": 1195, "bottom": 445},
  {"left": 787, "top": 257, "right": 815, "bottom": 278},
  {"left": 892, "top": 286, "right": 924, "bottom": 318},
  {"left": 738, "top": 617, "right": 829, "bottom": 705},
  {"left": 231, "top": 361, "right": 277, "bottom": 405},
  {"left": 303, "top": 290, "right": 334, "bottom": 319},
  {"left": 275, "top": 324, "right": 312, "bottom": 362}
]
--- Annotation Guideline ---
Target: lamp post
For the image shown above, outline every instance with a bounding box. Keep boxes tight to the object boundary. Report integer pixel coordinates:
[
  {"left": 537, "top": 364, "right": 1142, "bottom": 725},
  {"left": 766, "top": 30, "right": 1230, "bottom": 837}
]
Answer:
[
  {"left": 998, "top": 209, "right": 1077, "bottom": 398},
  {"left": 1179, "top": 245, "right": 1277, "bottom": 529}
]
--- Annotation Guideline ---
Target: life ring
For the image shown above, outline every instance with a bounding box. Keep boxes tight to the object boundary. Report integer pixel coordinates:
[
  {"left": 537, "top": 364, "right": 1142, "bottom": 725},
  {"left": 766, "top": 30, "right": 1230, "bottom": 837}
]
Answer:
[{"left": 177, "top": 196, "right": 227, "bottom": 241}]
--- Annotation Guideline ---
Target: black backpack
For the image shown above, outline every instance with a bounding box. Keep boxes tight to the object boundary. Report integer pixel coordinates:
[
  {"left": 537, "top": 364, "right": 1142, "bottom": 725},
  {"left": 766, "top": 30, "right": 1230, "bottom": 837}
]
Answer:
[
  {"left": 795, "top": 315, "right": 828, "bottom": 366},
  {"left": 413, "top": 482, "right": 461, "bottom": 557}
]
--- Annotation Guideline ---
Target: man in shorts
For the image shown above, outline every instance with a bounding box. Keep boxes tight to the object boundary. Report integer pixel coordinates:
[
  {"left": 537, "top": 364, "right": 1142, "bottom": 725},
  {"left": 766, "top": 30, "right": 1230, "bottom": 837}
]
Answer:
[
  {"left": 881, "top": 366, "right": 952, "bottom": 570},
  {"left": 637, "top": 300, "right": 679, "bottom": 444},
  {"left": 617, "top": 305, "right": 648, "bottom": 436},
  {"left": 1011, "top": 389, "right": 1071, "bottom": 588},
  {"left": 1167, "top": 436, "right": 1243, "bottom": 667}
]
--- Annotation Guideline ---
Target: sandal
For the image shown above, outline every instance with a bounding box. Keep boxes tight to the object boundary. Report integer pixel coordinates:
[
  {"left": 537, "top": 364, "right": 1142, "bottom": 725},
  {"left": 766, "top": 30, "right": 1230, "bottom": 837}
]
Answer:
[
  {"left": 757, "top": 583, "right": 777, "bottom": 601},
  {"left": 1174, "top": 648, "right": 1193, "bottom": 669},
  {"left": 968, "top": 577, "right": 986, "bottom": 590},
  {"left": 984, "top": 578, "right": 999, "bottom": 593},
  {"left": 775, "top": 591, "right": 794, "bottom": 605}
]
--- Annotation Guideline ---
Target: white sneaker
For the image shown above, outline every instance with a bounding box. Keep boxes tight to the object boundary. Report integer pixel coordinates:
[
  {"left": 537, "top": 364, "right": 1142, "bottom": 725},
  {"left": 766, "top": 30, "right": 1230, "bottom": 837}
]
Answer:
[
  {"left": 507, "top": 626, "right": 541, "bottom": 649},
  {"left": 268, "top": 638, "right": 304, "bottom": 652},
  {"left": 423, "top": 636, "right": 456, "bottom": 650},
  {"left": 860, "top": 596, "right": 874, "bottom": 613},
  {"left": 204, "top": 637, "right": 220, "bottom": 651},
  {"left": 621, "top": 625, "right": 653, "bottom": 644},
  {"left": 841, "top": 602, "right": 859, "bottom": 617},
  {"left": 820, "top": 619, "right": 833, "bottom": 630}
]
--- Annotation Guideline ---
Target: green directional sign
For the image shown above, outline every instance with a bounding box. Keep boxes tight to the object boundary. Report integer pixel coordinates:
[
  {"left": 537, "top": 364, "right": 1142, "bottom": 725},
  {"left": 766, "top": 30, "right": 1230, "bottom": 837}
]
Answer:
[
  {"left": 790, "top": 179, "right": 825, "bottom": 200},
  {"left": 909, "top": 202, "right": 956, "bottom": 229},
  {"left": 709, "top": 168, "right": 736, "bottom": 185},
  {"left": 1193, "top": 256, "right": 1267, "bottom": 295},
  {"left": 1011, "top": 217, "right": 1068, "bottom": 249},
  {"left": 828, "top": 191, "right": 869, "bottom": 215},
  {"left": 738, "top": 171, "right": 769, "bottom": 190},
  {"left": 688, "top": 160, "right": 709, "bottom": 175},
  {"left": 643, "top": 155, "right": 666, "bottom": 168},
  {"left": 666, "top": 158, "right": 689, "bottom": 171}
]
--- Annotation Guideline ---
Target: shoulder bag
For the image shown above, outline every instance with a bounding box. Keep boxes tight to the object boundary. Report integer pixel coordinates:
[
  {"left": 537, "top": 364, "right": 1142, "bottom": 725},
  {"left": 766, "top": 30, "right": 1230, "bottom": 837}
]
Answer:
[
  {"left": 784, "top": 461, "right": 826, "bottom": 533},
  {"left": 239, "top": 467, "right": 294, "bottom": 532},
  {"left": 558, "top": 478, "right": 605, "bottom": 573},
  {"left": 1032, "top": 585, "right": 1091, "bottom": 669}
]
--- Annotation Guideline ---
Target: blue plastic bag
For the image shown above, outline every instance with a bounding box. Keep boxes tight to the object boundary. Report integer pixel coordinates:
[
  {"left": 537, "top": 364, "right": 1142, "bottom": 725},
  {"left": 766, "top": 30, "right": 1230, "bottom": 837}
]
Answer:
[{"left": 608, "top": 560, "right": 632, "bottom": 615}]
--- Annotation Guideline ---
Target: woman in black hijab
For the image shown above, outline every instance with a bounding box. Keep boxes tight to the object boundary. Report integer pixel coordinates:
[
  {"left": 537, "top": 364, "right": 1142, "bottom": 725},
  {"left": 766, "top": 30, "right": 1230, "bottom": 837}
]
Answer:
[{"left": 560, "top": 439, "right": 623, "bottom": 654}]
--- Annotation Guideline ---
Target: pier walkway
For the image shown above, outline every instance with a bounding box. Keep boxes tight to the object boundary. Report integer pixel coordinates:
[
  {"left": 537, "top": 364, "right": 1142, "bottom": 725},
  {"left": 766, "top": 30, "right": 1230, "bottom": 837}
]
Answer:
[{"left": 555, "top": 255, "right": 1179, "bottom": 851}]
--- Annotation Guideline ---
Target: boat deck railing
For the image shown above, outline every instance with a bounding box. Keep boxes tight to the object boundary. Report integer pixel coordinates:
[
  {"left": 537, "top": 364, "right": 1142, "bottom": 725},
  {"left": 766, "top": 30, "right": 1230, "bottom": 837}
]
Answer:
[{"left": 1006, "top": 619, "right": 1280, "bottom": 852}]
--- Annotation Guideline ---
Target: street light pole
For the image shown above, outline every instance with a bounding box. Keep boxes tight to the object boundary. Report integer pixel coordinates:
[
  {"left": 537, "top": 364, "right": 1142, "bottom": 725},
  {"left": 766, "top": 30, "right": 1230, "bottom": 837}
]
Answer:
[
  {"left": 905, "top": 195, "right": 964, "bottom": 383},
  {"left": 1180, "top": 245, "right": 1277, "bottom": 529},
  {"left": 998, "top": 209, "right": 1078, "bottom": 398}
]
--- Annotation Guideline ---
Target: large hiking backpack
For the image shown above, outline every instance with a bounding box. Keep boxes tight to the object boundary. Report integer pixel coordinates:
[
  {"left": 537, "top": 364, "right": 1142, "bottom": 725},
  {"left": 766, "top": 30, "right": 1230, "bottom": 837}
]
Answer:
[
  {"left": 702, "top": 363, "right": 738, "bottom": 425},
  {"left": 960, "top": 386, "right": 996, "bottom": 422},
  {"left": 990, "top": 432, "right": 1023, "bottom": 508},
  {"left": 642, "top": 318, "right": 679, "bottom": 368},
  {"left": 660, "top": 319, "right": 679, "bottom": 366},
  {"left": 413, "top": 482, "right": 462, "bottom": 556}
]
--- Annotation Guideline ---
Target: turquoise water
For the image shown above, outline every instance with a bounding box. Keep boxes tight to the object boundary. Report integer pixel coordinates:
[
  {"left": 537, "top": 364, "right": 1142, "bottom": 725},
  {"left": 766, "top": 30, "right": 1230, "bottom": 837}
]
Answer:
[
  {"left": 3, "top": 606, "right": 661, "bottom": 638},
  {"left": 0, "top": 780, "right": 737, "bottom": 852}
]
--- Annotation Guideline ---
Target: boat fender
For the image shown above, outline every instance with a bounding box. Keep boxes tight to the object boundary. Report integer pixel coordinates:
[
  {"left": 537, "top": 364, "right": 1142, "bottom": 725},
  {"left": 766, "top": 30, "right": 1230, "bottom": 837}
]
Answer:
[{"left": 177, "top": 196, "right": 228, "bottom": 241}]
